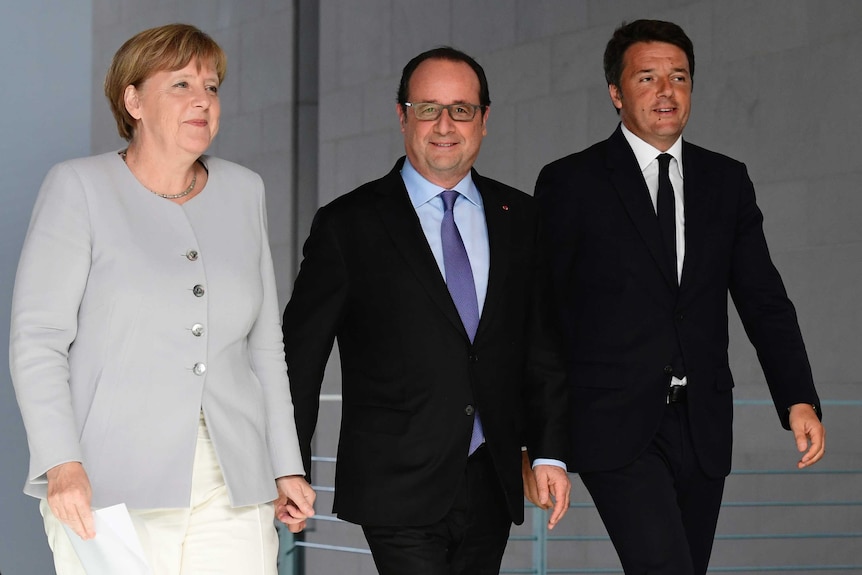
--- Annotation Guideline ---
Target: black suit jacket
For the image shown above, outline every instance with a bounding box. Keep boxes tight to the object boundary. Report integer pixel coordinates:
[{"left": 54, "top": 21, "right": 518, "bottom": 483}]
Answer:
[
  {"left": 535, "top": 126, "right": 820, "bottom": 479},
  {"left": 283, "top": 158, "right": 568, "bottom": 526}
]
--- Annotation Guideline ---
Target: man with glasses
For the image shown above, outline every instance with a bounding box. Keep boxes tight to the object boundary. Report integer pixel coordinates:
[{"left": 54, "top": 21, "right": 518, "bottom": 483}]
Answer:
[{"left": 283, "top": 47, "right": 570, "bottom": 574}]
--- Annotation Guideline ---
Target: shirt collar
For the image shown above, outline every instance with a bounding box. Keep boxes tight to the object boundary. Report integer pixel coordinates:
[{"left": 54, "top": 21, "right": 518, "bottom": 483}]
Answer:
[
  {"left": 620, "top": 123, "right": 685, "bottom": 178},
  {"left": 401, "top": 158, "right": 483, "bottom": 209}
]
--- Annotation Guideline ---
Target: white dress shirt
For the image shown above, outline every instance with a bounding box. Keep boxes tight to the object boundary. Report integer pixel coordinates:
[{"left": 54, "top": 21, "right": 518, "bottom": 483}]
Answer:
[{"left": 620, "top": 124, "right": 688, "bottom": 387}]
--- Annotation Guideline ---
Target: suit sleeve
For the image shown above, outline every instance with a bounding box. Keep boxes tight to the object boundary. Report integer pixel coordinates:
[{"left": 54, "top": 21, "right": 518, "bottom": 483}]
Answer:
[
  {"left": 728, "top": 165, "right": 820, "bottom": 428},
  {"left": 9, "top": 162, "right": 91, "bottom": 484},
  {"left": 522, "top": 208, "right": 570, "bottom": 464},
  {"left": 534, "top": 162, "right": 579, "bottom": 307},
  {"left": 282, "top": 207, "right": 349, "bottom": 477}
]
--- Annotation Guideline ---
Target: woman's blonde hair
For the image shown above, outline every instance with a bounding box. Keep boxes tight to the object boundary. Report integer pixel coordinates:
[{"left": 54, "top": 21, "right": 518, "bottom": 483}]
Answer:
[{"left": 104, "top": 23, "right": 227, "bottom": 141}]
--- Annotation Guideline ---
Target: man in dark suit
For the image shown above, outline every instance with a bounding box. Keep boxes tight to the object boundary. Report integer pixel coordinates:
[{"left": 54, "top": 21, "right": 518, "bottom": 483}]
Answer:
[
  {"left": 535, "top": 20, "right": 826, "bottom": 575},
  {"left": 283, "top": 47, "right": 570, "bottom": 575}
]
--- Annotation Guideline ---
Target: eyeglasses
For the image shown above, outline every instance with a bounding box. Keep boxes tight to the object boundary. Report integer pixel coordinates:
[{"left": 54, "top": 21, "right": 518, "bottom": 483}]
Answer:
[{"left": 404, "top": 102, "right": 483, "bottom": 122}]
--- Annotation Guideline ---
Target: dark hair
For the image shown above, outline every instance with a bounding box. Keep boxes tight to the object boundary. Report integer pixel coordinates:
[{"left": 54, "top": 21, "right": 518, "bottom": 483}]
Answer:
[
  {"left": 603, "top": 19, "right": 695, "bottom": 89},
  {"left": 396, "top": 46, "right": 491, "bottom": 113}
]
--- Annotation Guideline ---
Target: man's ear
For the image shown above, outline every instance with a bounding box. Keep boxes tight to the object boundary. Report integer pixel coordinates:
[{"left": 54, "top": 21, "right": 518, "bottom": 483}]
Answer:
[
  {"left": 608, "top": 84, "right": 623, "bottom": 111},
  {"left": 396, "top": 103, "right": 407, "bottom": 133},
  {"left": 480, "top": 106, "right": 490, "bottom": 136}
]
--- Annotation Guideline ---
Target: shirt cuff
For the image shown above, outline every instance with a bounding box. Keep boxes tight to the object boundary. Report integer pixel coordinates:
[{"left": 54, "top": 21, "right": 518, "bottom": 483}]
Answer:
[{"left": 531, "top": 458, "right": 567, "bottom": 471}]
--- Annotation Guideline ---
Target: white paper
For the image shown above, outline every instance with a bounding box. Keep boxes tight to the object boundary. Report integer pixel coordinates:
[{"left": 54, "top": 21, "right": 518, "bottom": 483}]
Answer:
[{"left": 62, "top": 503, "right": 152, "bottom": 575}]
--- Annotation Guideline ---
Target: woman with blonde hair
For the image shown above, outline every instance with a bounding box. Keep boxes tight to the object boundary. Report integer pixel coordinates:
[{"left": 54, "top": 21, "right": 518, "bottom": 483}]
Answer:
[{"left": 10, "top": 23, "right": 314, "bottom": 574}]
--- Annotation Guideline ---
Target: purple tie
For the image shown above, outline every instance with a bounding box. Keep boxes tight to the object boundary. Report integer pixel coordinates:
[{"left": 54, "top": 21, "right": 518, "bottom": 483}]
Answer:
[{"left": 440, "top": 190, "right": 484, "bottom": 454}]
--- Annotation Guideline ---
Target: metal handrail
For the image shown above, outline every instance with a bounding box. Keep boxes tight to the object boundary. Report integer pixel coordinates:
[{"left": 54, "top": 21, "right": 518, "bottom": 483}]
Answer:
[
  {"left": 279, "top": 466, "right": 862, "bottom": 574},
  {"left": 277, "top": 396, "right": 861, "bottom": 574}
]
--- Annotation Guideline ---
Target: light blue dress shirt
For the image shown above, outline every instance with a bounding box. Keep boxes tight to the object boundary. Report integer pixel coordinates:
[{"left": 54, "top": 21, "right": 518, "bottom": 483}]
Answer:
[
  {"left": 400, "top": 158, "right": 565, "bottom": 471},
  {"left": 400, "top": 158, "right": 490, "bottom": 311}
]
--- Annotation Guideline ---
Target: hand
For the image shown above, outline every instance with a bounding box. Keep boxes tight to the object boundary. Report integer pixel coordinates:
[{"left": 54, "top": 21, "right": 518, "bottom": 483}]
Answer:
[
  {"left": 46, "top": 462, "right": 95, "bottom": 540},
  {"left": 789, "top": 403, "right": 825, "bottom": 469},
  {"left": 521, "top": 451, "right": 551, "bottom": 510},
  {"left": 274, "top": 475, "right": 316, "bottom": 533},
  {"left": 533, "top": 464, "right": 571, "bottom": 530}
]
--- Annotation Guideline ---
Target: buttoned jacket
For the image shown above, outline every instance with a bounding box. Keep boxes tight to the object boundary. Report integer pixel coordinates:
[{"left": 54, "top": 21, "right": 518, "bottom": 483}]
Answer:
[
  {"left": 535, "top": 126, "right": 820, "bottom": 478},
  {"left": 283, "top": 158, "right": 568, "bottom": 527},
  {"left": 10, "top": 151, "right": 304, "bottom": 509}
]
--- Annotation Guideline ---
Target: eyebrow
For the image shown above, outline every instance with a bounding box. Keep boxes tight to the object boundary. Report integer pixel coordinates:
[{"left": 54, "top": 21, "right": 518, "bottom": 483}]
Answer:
[
  {"left": 413, "top": 99, "right": 475, "bottom": 104},
  {"left": 171, "top": 71, "right": 219, "bottom": 82},
  {"left": 634, "top": 67, "right": 689, "bottom": 75}
]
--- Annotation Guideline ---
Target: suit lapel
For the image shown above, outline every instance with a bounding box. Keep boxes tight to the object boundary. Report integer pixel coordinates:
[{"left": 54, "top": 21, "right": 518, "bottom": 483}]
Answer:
[
  {"left": 678, "top": 141, "right": 711, "bottom": 292},
  {"left": 474, "top": 171, "right": 511, "bottom": 342},
  {"left": 607, "top": 126, "right": 678, "bottom": 291},
  {"left": 374, "top": 159, "right": 470, "bottom": 340}
]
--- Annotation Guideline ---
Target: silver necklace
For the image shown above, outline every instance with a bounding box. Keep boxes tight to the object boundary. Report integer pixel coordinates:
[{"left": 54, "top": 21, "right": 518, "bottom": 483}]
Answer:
[{"left": 119, "top": 149, "right": 197, "bottom": 199}]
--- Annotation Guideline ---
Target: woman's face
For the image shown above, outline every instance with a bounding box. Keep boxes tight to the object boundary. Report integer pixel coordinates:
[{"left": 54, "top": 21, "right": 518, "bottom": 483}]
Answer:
[{"left": 125, "top": 58, "right": 220, "bottom": 157}]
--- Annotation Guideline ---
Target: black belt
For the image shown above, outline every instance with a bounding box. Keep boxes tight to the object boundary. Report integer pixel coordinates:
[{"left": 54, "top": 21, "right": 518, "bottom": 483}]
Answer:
[{"left": 667, "top": 385, "right": 688, "bottom": 404}]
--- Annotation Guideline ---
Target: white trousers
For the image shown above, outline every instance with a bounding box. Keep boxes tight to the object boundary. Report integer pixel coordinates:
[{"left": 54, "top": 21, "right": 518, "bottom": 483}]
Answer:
[{"left": 41, "top": 413, "right": 279, "bottom": 575}]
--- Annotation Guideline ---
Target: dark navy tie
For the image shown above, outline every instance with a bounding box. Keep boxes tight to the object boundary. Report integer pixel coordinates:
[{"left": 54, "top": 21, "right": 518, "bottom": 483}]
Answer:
[
  {"left": 440, "top": 190, "right": 484, "bottom": 454},
  {"left": 657, "top": 153, "right": 678, "bottom": 285}
]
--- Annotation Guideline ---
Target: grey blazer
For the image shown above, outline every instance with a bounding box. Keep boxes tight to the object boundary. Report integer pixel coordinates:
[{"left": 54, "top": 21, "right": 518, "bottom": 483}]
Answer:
[{"left": 10, "top": 151, "right": 304, "bottom": 509}]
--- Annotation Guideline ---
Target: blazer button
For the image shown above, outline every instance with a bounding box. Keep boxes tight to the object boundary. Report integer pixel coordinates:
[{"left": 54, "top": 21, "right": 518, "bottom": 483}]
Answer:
[
  {"left": 664, "top": 365, "right": 674, "bottom": 375},
  {"left": 675, "top": 312, "right": 685, "bottom": 321},
  {"left": 186, "top": 249, "right": 199, "bottom": 261},
  {"left": 469, "top": 353, "right": 478, "bottom": 363},
  {"left": 465, "top": 405, "right": 475, "bottom": 416},
  {"left": 193, "top": 362, "right": 207, "bottom": 376},
  {"left": 193, "top": 284, "right": 205, "bottom": 297},
  {"left": 191, "top": 323, "right": 204, "bottom": 337}
]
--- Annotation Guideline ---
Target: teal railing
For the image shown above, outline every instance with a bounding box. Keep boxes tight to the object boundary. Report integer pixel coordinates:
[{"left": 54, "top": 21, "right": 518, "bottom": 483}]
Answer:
[{"left": 277, "top": 399, "right": 862, "bottom": 574}]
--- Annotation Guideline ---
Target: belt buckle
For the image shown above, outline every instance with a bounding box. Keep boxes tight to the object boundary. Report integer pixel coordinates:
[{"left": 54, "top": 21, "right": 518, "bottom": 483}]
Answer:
[{"left": 667, "top": 385, "right": 687, "bottom": 404}]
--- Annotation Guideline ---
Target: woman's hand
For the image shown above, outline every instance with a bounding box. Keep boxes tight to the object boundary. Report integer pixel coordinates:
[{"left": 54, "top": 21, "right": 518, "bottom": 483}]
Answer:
[
  {"left": 46, "top": 462, "right": 95, "bottom": 540},
  {"left": 274, "top": 475, "right": 316, "bottom": 533}
]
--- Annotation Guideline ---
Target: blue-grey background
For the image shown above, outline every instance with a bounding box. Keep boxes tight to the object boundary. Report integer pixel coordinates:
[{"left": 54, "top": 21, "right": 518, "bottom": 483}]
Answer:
[{"left": 2, "top": 1, "right": 859, "bottom": 573}]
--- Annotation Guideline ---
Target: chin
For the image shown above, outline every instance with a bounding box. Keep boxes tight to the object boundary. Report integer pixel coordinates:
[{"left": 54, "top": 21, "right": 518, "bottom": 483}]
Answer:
[
  {"left": 183, "top": 142, "right": 213, "bottom": 156},
  {"left": 428, "top": 157, "right": 462, "bottom": 172}
]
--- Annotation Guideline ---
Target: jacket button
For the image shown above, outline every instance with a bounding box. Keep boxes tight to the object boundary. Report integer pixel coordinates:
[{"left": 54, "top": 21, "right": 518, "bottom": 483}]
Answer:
[
  {"left": 469, "top": 353, "right": 478, "bottom": 363},
  {"left": 675, "top": 313, "right": 685, "bottom": 321},
  {"left": 186, "top": 249, "right": 199, "bottom": 261},
  {"left": 465, "top": 405, "right": 475, "bottom": 416},
  {"left": 664, "top": 365, "right": 674, "bottom": 375},
  {"left": 193, "top": 362, "right": 207, "bottom": 376},
  {"left": 191, "top": 323, "right": 204, "bottom": 337},
  {"left": 193, "top": 284, "right": 205, "bottom": 297}
]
